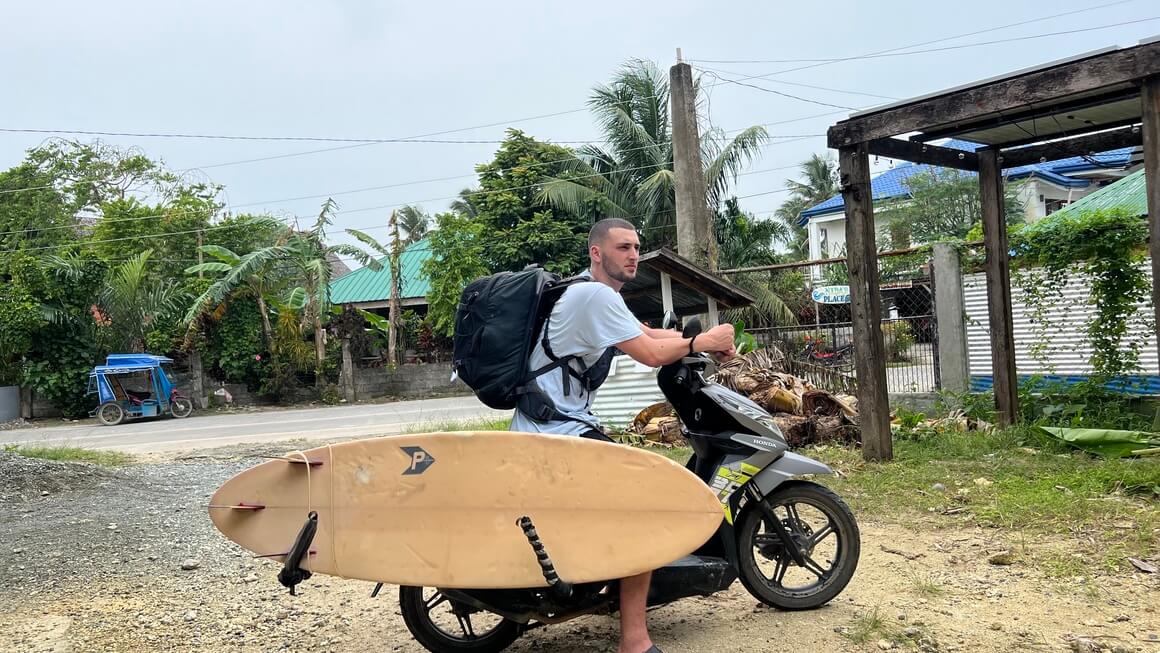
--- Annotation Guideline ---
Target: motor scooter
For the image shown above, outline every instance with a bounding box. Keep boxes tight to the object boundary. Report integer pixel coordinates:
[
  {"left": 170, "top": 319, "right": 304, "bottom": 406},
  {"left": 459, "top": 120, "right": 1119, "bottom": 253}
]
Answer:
[{"left": 395, "top": 315, "right": 861, "bottom": 653}]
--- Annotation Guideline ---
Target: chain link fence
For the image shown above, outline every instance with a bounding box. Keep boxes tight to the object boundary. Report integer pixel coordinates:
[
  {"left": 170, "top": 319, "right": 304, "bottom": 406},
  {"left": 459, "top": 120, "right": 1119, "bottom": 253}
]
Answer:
[{"left": 731, "top": 248, "right": 939, "bottom": 395}]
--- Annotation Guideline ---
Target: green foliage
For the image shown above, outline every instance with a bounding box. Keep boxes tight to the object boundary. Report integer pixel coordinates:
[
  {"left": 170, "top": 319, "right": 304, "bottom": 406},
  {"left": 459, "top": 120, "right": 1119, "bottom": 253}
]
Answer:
[
  {"left": 732, "top": 320, "right": 761, "bottom": 355},
  {"left": 423, "top": 211, "right": 489, "bottom": 337},
  {"left": 881, "top": 167, "right": 1022, "bottom": 245},
  {"left": 204, "top": 301, "right": 267, "bottom": 390},
  {"left": 22, "top": 326, "right": 101, "bottom": 419},
  {"left": 774, "top": 153, "right": 839, "bottom": 261},
  {"left": 0, "top": 162, "right": 76, "bottom": 268},
  {"left": 3, "top": 444, "right": 132, "bottom": 466},
  {"left": 1012, "top": 208, "right": 1150, "bottom": 381},
  {"left": 882, "top": 321, "right": 915, "bottom": 362},
  {"left": 0, "top": 283, "right": 46, "bottom": 385}
]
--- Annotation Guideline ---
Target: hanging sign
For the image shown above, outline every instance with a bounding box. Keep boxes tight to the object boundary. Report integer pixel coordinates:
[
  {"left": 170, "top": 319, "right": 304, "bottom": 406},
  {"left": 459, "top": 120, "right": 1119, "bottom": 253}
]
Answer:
[{"left": 811, "top": 285, "right": 851, "bottom": 304}]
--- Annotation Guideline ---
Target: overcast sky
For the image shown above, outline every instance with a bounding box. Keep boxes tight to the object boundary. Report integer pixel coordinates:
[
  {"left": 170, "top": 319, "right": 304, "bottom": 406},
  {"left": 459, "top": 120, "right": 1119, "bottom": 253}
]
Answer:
[{"left": 2, "top": 0, "right": 1156, "bottom": 261}]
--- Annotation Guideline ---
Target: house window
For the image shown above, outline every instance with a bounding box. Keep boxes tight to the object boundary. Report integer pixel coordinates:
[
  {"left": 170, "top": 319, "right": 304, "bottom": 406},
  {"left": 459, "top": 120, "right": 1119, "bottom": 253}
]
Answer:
[
  {"left": 1044, "top": 199, "right": 1071, "bottom": 215},
  {"left": 819, "top": 227, "right": 829, "bottom": 258}
]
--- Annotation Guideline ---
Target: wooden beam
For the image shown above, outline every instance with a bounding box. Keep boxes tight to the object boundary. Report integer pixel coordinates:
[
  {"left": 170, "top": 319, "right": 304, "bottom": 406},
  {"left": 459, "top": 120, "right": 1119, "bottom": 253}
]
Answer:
[
  {"left": 1142, "top": 77, "right": 1160, "bottom": 378},
  {"left": 707, "top": 297, "right": 719, "bottom": 328},
  {"left": 838, "top": 143, "right": 892, "bottom": 462},
  {"left": 978, "top": 149, "right": 1019, "bottom": 427},
  {"left": 908, "top": 88, "right": 1140, "bottom": 146},
  {"left": 828, "top": 41, "right": 1160, "bottom": 147},
  {"left": 998, "top": 124, "right": 1144, "bottom": 167},
  {"left": 867, "top": 138, "right": 978, "bottom": 171}
]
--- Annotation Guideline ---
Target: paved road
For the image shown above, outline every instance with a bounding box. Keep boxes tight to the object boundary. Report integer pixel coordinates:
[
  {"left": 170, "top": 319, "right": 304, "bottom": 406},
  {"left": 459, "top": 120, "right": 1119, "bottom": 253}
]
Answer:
[{"left": 0, "top": 396, "right": 512, "bottom": 454}]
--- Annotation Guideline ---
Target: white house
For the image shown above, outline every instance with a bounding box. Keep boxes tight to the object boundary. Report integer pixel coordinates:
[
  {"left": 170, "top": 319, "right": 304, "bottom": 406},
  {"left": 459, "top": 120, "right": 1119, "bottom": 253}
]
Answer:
[{"left": 800, "top": 140, "right": 1139, "bottom": 263}]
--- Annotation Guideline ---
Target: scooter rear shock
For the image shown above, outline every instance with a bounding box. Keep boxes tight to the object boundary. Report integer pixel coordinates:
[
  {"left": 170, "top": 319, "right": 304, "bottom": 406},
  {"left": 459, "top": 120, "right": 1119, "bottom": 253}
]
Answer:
[{"left": 517, "top": 516, "right": 573, "bottom": 598}]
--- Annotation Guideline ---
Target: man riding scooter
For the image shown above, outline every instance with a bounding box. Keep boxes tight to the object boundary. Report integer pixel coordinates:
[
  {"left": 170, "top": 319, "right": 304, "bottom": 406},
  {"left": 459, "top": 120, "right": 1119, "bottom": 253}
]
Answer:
[{"left": 509, "top": 217, "right": 736, "bottom": 653}]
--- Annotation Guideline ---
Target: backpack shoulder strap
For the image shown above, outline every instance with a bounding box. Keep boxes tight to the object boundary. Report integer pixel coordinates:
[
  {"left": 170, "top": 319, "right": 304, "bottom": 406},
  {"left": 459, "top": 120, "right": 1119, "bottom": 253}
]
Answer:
[{"left": 530, "top": 275, "right": 597, "bottom": 397}]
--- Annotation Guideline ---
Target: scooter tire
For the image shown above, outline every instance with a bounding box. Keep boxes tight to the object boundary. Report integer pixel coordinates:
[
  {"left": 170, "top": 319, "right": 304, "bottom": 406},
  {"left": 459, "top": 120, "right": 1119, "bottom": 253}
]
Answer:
[
  {"left": 737, "top": 481, "right": 860, "bottom": 611},
  {"left": 398, "top": 586, "right": 523, "bottom": 653}
]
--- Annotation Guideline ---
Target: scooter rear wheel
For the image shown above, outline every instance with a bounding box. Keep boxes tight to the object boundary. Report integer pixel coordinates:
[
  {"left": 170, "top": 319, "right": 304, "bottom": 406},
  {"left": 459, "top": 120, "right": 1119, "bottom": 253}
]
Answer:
[
  {"left": 399, "top": 586, "right": 523, "bottom": 653},
  {"left": 737, "top": 481, "right": 860, "bottom": 610}
]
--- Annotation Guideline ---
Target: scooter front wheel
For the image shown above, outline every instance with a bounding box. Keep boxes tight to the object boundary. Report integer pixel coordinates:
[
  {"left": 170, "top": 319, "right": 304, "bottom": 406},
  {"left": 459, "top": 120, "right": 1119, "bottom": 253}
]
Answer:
[
  {"left": 737, "top": 481, "right": 860, "bottom": 610},
  {"left": 399, "top": 586, "right": 523, "bottom": 653}
]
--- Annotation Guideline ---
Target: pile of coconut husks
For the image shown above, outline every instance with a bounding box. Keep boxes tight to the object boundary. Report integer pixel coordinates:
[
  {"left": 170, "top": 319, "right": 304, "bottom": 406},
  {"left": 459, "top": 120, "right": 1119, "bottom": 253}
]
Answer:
[{"left": 627, "top": 347, "right": 862, "bottom": 448}]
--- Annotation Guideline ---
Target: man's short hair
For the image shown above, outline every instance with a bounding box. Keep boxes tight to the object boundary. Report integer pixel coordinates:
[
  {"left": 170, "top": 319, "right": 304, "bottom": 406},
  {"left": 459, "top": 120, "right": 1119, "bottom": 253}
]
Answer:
[{"left": 588, "top": 218, "right": 637, "bottom": 248}]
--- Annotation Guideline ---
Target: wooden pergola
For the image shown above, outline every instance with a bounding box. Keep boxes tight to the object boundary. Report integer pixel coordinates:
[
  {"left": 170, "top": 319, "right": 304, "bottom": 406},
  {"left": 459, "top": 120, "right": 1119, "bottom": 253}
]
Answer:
[{"left": 826, "top": 38, "right": 1160, "bottom": 461}]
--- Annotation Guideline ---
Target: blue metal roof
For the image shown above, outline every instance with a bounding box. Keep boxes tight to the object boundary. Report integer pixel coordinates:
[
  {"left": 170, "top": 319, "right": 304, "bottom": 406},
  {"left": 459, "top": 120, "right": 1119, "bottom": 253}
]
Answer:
[
  {"left": 92, "top": 354, "right": 174, "bottom": 375},
  {"left": 799, "top": 140, "right": 1136, "bottom": 223}
]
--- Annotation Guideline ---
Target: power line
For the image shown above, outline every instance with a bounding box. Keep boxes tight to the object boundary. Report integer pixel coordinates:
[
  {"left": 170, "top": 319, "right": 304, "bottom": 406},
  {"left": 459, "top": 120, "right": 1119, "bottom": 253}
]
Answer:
[
  {"left": 695, "top": 15, "right": 1160, "bottom": 87},
  {"left": 694, "top": 68, "right": 900, "bottom": 101},
  {"left": 0, "top": 127, "right": 603, "bottom": 145},
  {"left": 0, "top": 152, "right": 810, "bottom": 241},
  {"left": 0, "top": 125, "right": 824, "bottom": 232},
  {"left": 2, "top": 196, "right": 795, "bottom": 255},
  {"left": 697, "top": 71, "right": 858, "bottom": 110},
  {"left": 688, "top": 0, "right": 1138, "bottom": 64}
]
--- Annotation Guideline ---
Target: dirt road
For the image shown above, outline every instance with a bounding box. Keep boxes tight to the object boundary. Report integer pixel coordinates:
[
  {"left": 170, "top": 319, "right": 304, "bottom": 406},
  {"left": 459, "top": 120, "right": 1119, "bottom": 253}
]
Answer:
[{"left": 1, "top": 444, "right": 1158, "bottom": 653}]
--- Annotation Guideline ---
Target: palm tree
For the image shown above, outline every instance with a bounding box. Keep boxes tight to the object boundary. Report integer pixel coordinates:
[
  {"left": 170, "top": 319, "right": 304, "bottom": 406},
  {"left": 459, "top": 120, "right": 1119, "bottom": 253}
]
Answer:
[
  {"left": 449, "top": 188, "right": 480, "bottom": 218},
  {"left": 98, "top": 250, "right": 187, "bottom": 352},
  {"left": 537, "top": 59, "right": 768, "bottom": 250},
  {"left": 184, "top": 201, "right": 389, "bottom": 389},
  {"left": 183, "top": 216, "right": 291, "bottom": 349},
  {"left": 396, "top": 205, "right": 431, "bottom": 245},
  {"left": 715, "top": 198, "right": 796, "bottom": 327},
  {"left": 774, "top": 153, "right": 840, "bottom": 260}
]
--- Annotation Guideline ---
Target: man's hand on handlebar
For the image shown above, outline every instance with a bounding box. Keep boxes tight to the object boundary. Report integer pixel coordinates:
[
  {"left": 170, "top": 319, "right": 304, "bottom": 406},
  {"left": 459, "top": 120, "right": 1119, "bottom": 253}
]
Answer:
[{"left": 695, "top": 324, "right": 736, "bottom": 361}]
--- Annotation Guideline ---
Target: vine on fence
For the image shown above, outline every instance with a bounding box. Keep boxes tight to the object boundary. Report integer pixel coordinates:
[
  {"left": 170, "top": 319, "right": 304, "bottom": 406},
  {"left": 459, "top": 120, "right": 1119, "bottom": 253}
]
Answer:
[{"left": 1010, "top": 208, "right": 1150, "bottom": 382}]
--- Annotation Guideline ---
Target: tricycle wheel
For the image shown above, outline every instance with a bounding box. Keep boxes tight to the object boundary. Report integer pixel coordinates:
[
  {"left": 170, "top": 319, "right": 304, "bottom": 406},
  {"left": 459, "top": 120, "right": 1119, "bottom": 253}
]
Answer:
[
  {"left": 170, "top": 397, "right": 193, "bottom": 419},
  {"left": 97, "top": 402, "right": 125, "bottom": 426},
  {"left": 399, "top": 586, "right": 522, "bottom": 653}
]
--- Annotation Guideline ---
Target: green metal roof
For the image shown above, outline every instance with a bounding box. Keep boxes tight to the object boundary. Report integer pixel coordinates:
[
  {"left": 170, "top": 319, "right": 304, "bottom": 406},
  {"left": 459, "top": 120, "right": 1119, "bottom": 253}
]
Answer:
[
  {"left": 1047, "top": 168, "right": 1147, "bottom": 220},
  {"left": 329, "top": 238, "right": 432, "bottom": 304}
]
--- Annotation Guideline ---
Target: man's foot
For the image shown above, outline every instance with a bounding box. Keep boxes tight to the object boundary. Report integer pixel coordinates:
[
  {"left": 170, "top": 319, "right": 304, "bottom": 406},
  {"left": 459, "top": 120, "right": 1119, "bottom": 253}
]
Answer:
[{"left": 618, "top": 645, "right": 662, "bottom": 653}]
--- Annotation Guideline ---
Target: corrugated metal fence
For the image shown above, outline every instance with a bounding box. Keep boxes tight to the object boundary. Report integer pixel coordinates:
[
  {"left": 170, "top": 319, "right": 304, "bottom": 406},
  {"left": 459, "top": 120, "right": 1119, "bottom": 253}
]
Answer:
[{"left": 963, "top": 261, "right": 1159, "bottom": 392}]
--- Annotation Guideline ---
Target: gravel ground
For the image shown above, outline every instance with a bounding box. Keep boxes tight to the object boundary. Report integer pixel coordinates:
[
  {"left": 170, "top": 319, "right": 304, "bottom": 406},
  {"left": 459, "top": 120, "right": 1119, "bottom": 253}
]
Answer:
[{"left": 2, "top": 443, "right": 1159, "bottom": 653}]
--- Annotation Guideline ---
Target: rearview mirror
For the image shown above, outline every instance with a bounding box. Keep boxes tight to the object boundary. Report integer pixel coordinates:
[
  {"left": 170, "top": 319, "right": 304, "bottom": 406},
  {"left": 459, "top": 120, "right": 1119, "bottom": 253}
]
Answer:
[
  {"left": 661, "top": 311, "right": 677, "bottom": 330},
  {"left": 682, "top": 316, "right": 702, "bottom": 339}
]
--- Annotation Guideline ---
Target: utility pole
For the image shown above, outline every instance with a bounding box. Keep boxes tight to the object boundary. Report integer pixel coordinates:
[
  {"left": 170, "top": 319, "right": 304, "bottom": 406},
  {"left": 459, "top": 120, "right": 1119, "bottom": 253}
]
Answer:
[
  {"left": 388, "top": 210, "right": 402, "bottom": 366},
  {"left": 670, "top": 49, "right": 716, "bottom": 270}
]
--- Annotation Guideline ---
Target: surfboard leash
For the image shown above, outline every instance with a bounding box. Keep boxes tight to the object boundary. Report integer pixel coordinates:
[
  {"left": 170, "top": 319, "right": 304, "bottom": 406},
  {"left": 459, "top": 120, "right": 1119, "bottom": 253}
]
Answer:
[
  {"left": 516, "top": 516, "right": 572, "bottom": 599},
  {"left": 277, "top": 449, "right": 318, "bottom": 595}
]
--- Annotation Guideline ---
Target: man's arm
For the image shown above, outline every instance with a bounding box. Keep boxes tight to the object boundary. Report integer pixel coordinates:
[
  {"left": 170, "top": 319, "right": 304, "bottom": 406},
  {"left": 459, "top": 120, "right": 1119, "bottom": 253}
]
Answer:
[
  {"left": 640, "top": 325, "right": 684, "bottom": 340},
  {"left": 616, "top": 324, "right": 735, "bottom": 368}
]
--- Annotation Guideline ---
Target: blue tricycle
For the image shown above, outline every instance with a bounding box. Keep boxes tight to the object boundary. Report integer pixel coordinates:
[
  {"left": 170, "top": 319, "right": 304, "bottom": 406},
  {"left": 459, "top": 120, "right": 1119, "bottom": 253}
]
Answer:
[{"left": 87, "top": 354, "right": 194, "bottom": 426}]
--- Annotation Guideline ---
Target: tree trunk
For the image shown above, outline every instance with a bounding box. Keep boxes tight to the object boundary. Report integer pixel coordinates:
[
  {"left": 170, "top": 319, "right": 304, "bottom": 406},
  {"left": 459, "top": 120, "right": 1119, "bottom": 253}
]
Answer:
[
  {"left": 314, "top": 313, "right": 326, "bottom": 390},
  {"left": 255, "top": 295, "right": 274, "bottom": 350},
  {"left": 388, "top": 210, "right": 402, "bottom": 366}
]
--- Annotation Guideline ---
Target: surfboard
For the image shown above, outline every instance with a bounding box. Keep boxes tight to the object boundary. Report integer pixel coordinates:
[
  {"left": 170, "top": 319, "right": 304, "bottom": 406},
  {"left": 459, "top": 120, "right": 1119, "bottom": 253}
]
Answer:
[{"left": 209, "top": 431, "right": 724, "bottom": 589}]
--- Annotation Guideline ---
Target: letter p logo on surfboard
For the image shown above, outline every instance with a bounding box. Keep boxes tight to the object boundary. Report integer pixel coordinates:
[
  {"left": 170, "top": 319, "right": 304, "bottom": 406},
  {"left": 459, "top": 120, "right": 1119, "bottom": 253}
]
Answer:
[{"left": 401, "top": 446, "right": 435, "bottom": 475}]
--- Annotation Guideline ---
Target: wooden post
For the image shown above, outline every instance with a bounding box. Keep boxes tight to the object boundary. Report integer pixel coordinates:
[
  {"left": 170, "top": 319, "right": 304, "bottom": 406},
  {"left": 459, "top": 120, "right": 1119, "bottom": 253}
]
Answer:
[
  {"left": 1143, "top": 77, "right": 1160, "bottom": 371},
  {"left": 707, "top": 297, "right": 720, "bottom": 328},
  {"left": 978, "top": 149, "right": 1019, "bottom": 426},
  {"left": 838, "top": 143, "right": 892, "bottom": 462},
  {"left": 660, "top": 272, "right": 674, "bottom": 316},
  {"left": 341, "top": 337, "right": 356, "bottom": 402}
]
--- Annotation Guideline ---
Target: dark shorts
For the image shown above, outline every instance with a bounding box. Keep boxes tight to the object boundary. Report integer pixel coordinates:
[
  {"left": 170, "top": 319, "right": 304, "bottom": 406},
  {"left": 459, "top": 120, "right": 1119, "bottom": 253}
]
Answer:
[{"left": 579, "top": 428, "right": 614, "bottom": 443}]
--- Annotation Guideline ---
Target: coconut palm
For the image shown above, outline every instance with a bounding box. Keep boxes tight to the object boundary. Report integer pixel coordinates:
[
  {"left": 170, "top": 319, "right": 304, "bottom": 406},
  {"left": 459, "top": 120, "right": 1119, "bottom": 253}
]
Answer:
[
  {"left": 715, "top": 198, "right": 797, "bottom": 327},
  {"left": 537, "top": 59, "right": 768, "bottom": 250},
  {"left": 774, "top": 153, "right": 840, "bottom": 260},
  {"left": 396, "top": 205, "right": 431, "bottom": 245}
]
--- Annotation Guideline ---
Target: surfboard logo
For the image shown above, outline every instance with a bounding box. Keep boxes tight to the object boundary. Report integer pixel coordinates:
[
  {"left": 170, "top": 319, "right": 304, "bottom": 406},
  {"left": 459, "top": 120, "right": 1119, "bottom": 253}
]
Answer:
[{"left": 401, "top": 446, "right": 435, "bottom": 475}]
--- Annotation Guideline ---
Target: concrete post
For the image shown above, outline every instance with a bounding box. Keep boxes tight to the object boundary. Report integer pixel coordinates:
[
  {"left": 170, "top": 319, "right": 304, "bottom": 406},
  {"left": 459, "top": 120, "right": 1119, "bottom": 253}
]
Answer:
[
  {"left": 189, "top": 350, "right": 208, "bottom": 410},
  {"left": 932, "top": 243, "right": 970, "bottom": 394},
  {"left": 341, "top": 337, "right": 356, "bottom": 402},
  {"left": 670, "top": 60, "right": 715, "bottom": 269}
]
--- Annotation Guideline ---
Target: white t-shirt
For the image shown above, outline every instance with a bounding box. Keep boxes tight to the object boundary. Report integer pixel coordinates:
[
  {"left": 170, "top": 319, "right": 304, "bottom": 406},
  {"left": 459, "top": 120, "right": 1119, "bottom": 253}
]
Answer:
[{"left": 509, "top": 272, "right": 643, "bottom": 435}]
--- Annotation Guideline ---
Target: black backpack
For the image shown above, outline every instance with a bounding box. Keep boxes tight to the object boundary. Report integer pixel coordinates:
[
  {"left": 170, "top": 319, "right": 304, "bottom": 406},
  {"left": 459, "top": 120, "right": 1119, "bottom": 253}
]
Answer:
[{"left": 452, "top": 265, "right": 610, "bottom": 420}]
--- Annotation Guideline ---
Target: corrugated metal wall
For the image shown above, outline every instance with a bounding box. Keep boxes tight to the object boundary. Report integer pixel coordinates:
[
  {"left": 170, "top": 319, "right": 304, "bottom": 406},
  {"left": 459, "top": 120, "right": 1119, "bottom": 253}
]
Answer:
[
  {"left": 962, "top": 263, "right": 1158, "bottom": 388},
  {"left": 590, "top": 355, "right": 664, "bottom": 428}
]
